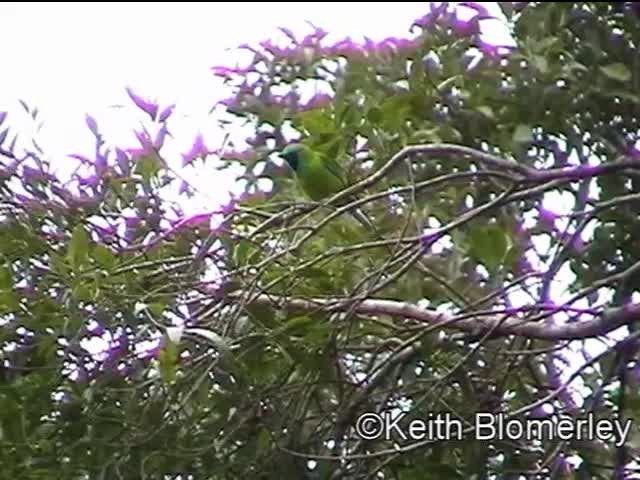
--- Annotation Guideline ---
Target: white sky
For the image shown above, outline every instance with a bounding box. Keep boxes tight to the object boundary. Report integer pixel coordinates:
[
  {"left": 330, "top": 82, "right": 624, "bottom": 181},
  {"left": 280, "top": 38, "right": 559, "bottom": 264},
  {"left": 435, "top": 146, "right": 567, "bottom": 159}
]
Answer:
[
  {"left": 0, "top": 2, "right": 514, "bottom": 213},
  {"left": 0, "top": 2, "right": 438, "bottom": 210}
]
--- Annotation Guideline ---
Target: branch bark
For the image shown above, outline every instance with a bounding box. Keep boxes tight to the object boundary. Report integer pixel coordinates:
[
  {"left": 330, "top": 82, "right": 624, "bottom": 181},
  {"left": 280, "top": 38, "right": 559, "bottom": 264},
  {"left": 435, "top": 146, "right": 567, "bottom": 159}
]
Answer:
[{"left": 227, "top": 292, "right": 640, "bottom": 340}]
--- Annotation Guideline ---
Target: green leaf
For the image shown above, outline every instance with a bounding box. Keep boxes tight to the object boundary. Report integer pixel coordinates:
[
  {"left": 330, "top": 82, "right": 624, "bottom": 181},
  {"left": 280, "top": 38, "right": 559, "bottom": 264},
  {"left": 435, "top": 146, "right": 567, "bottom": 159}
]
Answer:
[
  {"left": 0, "top": 265, "right": 13, "bottom": 290},
  {"left": 92, "top": 244, "right": 116, "bottom": 268},
  {"left": 280, "top": 315, "right": 315, "bottom": 336},
  {"left": 0, "top": 291, "right": 19, "bottom": 313},
  {"left": 67, "top": 224, "right": 90, "bottom": 270},
  {"left": 299, "top": 109, "right": 335, "bottom": 136},
  {"left": 245, "top": 303, "right": 276, "bottom": 328},
  {"left": 72, "top": 282, "right": 94, "bottom": 302},
  {"left": 366, "top": 106, "right": 383, "bottom": 124},
  {"left": 512, "top": 124, "right": 533, "bottom": 144},
  {"left": 135, "top": 154, "right": 162, "bottom": 184},
  {"left": 600, "top": 63, "right": 632, "bottom": 83},
  {"left": 378, "top": 94, "right": 412, "bottom": 131},
  {"left": 532, "top": 55, "right": 549, "bottom": 75},
  {"left": 148, "top": 302, "right": 166, "bottom": 318},
  {"left": 257, "top": 428, "right": 272, "bottom": 453},
  {"left": 158, "top": 340, "right": 179, "bottom": 384},
  {"left": 536, "top": 36, "right": 559, "bottom": 51},
  {"left": 475, "top": 105, "right": 495, "bottom": 120},
  {"left": 469, "top": 225, "right": 509, "bottom": 272},
  {"left": 303, "top": 322, "right": 331, "bottom": 345},
  {"left": 233, "top": 239, "right": 255, "bottom": 266},
  {"left": 604, "top": 90, "right": 640, "bottom": 103},
  {"left": 410, "top": 127, "right": 442, "bottom": 143}
]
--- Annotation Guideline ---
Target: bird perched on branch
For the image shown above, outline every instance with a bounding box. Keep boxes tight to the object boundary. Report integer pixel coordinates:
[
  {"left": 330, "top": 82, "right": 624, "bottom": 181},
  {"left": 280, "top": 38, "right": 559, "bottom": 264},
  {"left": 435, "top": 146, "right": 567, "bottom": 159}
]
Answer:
[{"left": 278, "top": 143, "right": 374, "bottom": 230}]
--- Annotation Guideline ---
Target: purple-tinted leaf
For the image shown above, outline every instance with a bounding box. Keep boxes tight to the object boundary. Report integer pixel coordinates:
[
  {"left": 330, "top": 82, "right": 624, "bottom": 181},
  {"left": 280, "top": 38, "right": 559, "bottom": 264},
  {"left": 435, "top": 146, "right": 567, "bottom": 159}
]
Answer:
[
  {"left": 183, "top": 213, "right": 212, "bottom": 228},
  {"left": 0, "top": 129, "right": 7, "bottom": 146},
  {"left": 23, "top": 165, "right": 54, "bottom": 184},
  {"left": 452, "top": 15, "right": 481, "bottom": 36},
  {"left": 237, "top": 43, "right": 260, "bottom": 55},
  {"left": 421, "top": 231, "right": 445, "bottom": 253},
  {"left": 458, "top": 2, "right": 491, "bottom": 18},
  {"left": 282, "top": 90, "right": 300, "bottom": 109},
  {"left": 158, "top": 104, "right": 175, "bottom": 122},
  {"left": 87, "top": 323, "right": 105, "bottom": 336},
  {"left": 245, "top": 131, "right": 271, "bottom": 147},
  {"left": 50, "top": 184, "right": 68, "bottom": 198},
  {"left": 513, "top": 2, "right": 528, "bottom": 12},
  {"left": 128, "top": 130, "right": 155, "bottom": 159},
  {"left": 69, "top": 153, "right": 93, "bottom": 165},
  {"left": 413, "top": 2, "right": 450, "bottom": 29},
  {"left": 219, "top": 198, "right": 237, "bottom": 216},
  {"left": 553, "top": 455, "right": 574, "bottom": 476},
  {"left": 181, "top": 133, "right": 209, "bottom": 167},
  {"left": 85, "top": 114, "right": 99, "bottom": 136},
  {"left": 538, "top": 207, "right": 559, "bottom": 230},
  {"left": 631, "top": 363, "right": 640, "bottom": 385},
  {"left": 124, "top": 216, "right": 142, "bottom": 242},
  {"left": 94, "top": 152, "right": 108, "bottom": 176},
  {"left": 137, "top": 338, "right": 163, "bottom": 360},
  {"left": 279, "top": 26, "right": 297, "bottom": 43},
  {"left": 94, "top": 223, "right": 118, "bottom": 241},
  {"left": 15, "top": 194, "right": 44, "bottom": 211},
  {"left": 516, "top": 256, "right": 534, "bottom": 275},
  {"left": 390, "top": 37, "right": 421, "bottom": 55},
  {"left": 65, "top": 193, "right": 100, "bottom": 210},
  {"left": 326, "top": 37, "right": 365, "bottom": 59},
  {"left": 529, "top": 404, "right": 553, "bottom": 418},
  {"left": 212, "top": 64, "right": 256, "bottom": 78},
  {"left": 545, "top": 357, "right": 578, "bottom": 411},
  {"left": 422, "top": 51, "right": 443, "bottom": 76},
  {"left": 211, "top": 65, "right": 234, "bottom": 77},
  {"left": 477, "top": 38, "right": 515, "bottom": 58},
  {"left": 135, "top": 129, "right": 153, "bottom": 147},
  {"left": 76, "top": 174, "right": 100, "bottom": 188},
  {"left": 301, "top": 93, "right": 332, "bottom": 111},
  {"left": 16, "top": 285, "right": 36, "bottom": 297},
  {"left": 115, "top": 148, "right": 130, "bottom": 175},
  {"left": 125, "top": 216, "right": 142, "bottom": 228},
  {"left": 178, "top": 180, "right": 192, "bottom": 196},
  {"left": 217, "top": 95, "right": 241, "bottom": 109},
  {"left": 125, "top": 86, "right": 158, "bottom": 120},
  {"left": 0, "top": 111, "right": 7, "bottom": 125},
  {"left": 105, "top": 333, "right": 129, "bottom": 363},
  {"left": 301, "top": 28, "right": 327, "bottom": 47},
  {"left": 153, "top": 125, "right": 169, "bottom": 149},
  {"left": 219, "top": 148, "right": 257, "bottom": 162}
]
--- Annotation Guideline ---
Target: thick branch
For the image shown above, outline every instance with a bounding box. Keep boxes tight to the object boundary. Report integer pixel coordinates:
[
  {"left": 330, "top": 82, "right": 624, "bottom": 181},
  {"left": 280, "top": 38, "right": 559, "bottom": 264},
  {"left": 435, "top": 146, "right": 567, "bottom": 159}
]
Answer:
[{"left": 228, "top": 293, "right": 640, "bottom": 340}]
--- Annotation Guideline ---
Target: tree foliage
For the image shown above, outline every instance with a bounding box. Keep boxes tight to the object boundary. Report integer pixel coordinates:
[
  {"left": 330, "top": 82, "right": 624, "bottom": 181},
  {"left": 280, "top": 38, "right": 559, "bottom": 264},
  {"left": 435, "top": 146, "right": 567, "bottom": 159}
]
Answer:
[{"left": 1, "top": 2, "right": 640, "bottom": 479}]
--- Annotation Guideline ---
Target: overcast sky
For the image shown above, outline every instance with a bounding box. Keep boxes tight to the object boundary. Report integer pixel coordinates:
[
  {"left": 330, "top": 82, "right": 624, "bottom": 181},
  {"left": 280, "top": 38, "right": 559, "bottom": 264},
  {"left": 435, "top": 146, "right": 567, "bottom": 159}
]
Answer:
[
  {"left": 0, "top": 3, "right": 515, "bottom": 210},
  {"left": 0, "top": 3, "right": 429, "bottom": 195}
]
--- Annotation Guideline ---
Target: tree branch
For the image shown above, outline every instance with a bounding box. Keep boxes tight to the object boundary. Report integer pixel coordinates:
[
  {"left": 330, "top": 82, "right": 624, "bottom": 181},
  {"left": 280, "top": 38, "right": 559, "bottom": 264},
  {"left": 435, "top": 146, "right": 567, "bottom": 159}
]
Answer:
[{"left": 227, "top": 292, "right": 640, "bottom": 340}]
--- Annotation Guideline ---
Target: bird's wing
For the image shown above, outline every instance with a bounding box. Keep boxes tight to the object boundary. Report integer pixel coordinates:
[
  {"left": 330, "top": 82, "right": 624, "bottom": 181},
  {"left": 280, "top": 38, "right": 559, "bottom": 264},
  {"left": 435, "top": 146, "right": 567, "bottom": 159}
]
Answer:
[{"left": 322, "top": 155, "right": 348, "bottom": 188}]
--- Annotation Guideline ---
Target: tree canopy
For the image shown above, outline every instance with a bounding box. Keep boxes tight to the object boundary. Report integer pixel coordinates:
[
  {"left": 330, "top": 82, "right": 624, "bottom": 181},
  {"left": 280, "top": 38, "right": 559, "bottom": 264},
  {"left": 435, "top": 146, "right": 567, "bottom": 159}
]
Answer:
[{"left": 1, "top": 2, "right": 640, "bottom": 479}]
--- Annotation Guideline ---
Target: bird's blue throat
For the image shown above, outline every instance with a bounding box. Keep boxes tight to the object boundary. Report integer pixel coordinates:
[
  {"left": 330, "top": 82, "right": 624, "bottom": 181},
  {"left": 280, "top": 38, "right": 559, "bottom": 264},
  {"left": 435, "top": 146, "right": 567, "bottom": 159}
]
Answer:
[{"left": 281, "top": 153, "right": 299, "bottom": 171}]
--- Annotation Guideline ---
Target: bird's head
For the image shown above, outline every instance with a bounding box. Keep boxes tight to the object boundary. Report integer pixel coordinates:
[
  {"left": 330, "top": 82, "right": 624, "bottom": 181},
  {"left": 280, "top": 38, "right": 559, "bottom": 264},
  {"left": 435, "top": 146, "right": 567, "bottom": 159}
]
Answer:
[{"left": 278, "top": 143, "right": 309, "bottom": 171}]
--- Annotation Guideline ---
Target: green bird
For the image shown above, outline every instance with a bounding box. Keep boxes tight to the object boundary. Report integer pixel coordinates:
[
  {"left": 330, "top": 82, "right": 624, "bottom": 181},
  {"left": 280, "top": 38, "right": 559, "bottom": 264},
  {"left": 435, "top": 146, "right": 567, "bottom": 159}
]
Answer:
[{"left": 278, "top": 143, "right": 374, "bottom": 230}]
